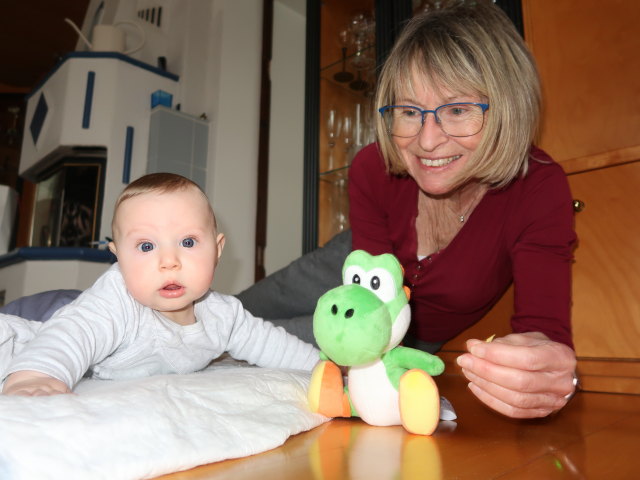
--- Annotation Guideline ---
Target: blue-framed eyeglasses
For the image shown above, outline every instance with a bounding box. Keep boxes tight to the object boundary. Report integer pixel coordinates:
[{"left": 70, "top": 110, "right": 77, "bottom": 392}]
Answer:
[{"left": 378, "top": 103, "right": 489, "bottom": 138}]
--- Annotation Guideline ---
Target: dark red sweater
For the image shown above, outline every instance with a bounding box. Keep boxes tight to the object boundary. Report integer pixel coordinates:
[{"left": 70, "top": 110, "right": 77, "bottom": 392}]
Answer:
[{"left": 349, "top": 143, "right": 576, "bottom": 348}]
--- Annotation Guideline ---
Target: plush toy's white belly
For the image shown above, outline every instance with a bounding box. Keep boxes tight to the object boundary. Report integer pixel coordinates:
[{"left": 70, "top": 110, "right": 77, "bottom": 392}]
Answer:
[{"left": 348, "top": 360, "right": 401, "bottom": 426}]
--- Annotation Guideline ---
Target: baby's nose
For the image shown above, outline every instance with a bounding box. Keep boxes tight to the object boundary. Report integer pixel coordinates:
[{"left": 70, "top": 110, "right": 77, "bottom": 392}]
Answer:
[{"left": 159, "top": 250, "right": 181, "bottom": 270}]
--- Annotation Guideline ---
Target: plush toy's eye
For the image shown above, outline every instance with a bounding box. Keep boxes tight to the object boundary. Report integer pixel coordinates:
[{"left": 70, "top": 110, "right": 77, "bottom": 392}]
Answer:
[
  {"left": 344, "top": 265, "right": 366, "bottom": 286},
  {"left": 343, "top": 265, "right": 397, "bottom": 303},
  {"left": 365, "top": 267, "right": 396, "bottom": 303}
]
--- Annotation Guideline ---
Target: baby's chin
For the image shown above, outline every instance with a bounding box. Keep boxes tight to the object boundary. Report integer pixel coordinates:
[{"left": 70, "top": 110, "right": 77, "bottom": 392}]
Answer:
[
  {"left": 138, "top": 295, "right": 193, "bottom": 314},
  {"left": 132, "top": 287, "right": 210, "bottom": 315},
  {"left": 154, "top": 303, "right": 197, "bottom": 325}
]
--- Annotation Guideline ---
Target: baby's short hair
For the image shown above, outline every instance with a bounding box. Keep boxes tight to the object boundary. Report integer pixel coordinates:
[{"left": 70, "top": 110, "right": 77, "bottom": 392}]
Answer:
[{"left": 112, "top": 173, "right": 216, "bottom": 234}]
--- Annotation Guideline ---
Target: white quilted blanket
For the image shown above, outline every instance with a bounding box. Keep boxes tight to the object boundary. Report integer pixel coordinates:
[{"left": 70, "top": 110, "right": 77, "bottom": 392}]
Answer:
[{"left": 0, "top": 364, "right": 327, "bottom": 480}]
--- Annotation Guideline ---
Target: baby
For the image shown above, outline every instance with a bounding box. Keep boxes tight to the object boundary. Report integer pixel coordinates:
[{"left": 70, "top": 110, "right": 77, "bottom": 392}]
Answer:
[{"left": 1, "top": 173, "right": 319, "bottom": 396}]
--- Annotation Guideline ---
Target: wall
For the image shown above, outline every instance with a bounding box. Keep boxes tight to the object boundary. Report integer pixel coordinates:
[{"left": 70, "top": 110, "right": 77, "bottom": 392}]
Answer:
[
  {"left": 264, "top": 0, "right": 306, "bottom": 276},
  {"left": 205, "top": 0, "right": 261, "bottom": 294}
]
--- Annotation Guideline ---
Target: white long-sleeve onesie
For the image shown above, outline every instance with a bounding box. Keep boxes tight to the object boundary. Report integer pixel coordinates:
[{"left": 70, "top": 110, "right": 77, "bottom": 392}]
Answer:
[{"left": 1, "top": 264, "right": 319, "bottom": 389}]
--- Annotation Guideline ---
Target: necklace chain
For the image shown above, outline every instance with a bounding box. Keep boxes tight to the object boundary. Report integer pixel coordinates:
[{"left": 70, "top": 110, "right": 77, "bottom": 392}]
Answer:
[
  {"left": 416, "top": 186, "right": 486, "bottom": 255},
  {"left": 451, "top": 186, "right": 486, "bottom": 223}
]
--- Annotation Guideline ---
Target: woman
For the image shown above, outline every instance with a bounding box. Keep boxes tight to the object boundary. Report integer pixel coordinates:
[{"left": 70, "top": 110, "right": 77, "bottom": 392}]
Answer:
[
  {"left": 238, "top": 0, "right": 577, "bottom": 419},
  {"left": 348, "top": 0, "right": 577, "bottom": 418}
]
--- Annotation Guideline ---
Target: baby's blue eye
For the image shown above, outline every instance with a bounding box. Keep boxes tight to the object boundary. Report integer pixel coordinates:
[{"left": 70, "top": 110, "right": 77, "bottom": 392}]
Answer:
[
  {"left": 137, "top": 242, "right": 154, "bottom": 252},
  {"left": 181, "top": 237, "right": 197, "bottom": 248}
]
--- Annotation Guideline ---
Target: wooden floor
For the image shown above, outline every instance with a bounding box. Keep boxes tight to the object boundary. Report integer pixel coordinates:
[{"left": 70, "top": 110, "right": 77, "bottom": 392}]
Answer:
[{"left": 155, "top": 374, "right": 640, "bottom": 479}]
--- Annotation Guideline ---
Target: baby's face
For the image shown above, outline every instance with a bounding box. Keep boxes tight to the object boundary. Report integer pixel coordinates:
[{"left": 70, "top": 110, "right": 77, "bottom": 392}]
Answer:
[{"left": 110, "top": 187, "right": 224, "bottom": 325}]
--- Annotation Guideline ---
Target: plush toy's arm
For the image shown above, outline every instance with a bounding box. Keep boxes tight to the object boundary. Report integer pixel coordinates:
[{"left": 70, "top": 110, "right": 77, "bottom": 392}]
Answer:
[
  {"left": 394, "top": 346, "right": 445, "bottom": 375},
  {"left": 383, "top": 346, "right": 445, "bottom": 389}
]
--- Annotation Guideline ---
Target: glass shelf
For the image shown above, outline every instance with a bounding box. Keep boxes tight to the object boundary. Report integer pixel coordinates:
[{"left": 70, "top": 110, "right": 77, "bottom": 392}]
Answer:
[
  {"left": 319, "top": 164, "right": 349, "bottom": 182},
  {"left": 320, "top": 45, "right": 375, "bottom": 72},
  {"left": 320, "top": 45, "right": 376, "bottom": 97}
]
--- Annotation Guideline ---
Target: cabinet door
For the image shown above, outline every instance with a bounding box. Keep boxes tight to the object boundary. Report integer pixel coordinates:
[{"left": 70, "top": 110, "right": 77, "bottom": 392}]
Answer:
[
  {"left": 523, "top": 0, "right": 640, "bottom": 172},
  {"left": 567, "top": 161, "right": 640, "bottom": 393}
]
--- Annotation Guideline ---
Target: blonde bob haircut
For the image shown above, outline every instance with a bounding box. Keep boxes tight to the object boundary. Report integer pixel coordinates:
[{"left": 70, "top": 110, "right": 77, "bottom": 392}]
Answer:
[
  {"left": 111, "top": 172, "right": 217, "bottom": 237},
  {"left": 374, "top": 0, "right": 541, "bottom": 188}
]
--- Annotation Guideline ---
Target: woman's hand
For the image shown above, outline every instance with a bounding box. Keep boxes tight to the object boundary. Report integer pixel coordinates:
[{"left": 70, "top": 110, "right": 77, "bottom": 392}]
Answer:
[
  {"left": 2, "top": 370, "right": 71, "bottom": 396},
  {"left": 456, "top": 332, "right": 577, "bottom": 418}
]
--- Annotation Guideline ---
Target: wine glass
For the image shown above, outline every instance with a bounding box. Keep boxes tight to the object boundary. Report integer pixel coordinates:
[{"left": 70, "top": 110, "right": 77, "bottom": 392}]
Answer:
[
  {"left": 333, "top": 28, "right": 354, "bottom": 83},
  {"left": 326, "top": 109, "right": 342, "bottom": 171},
  {"left": 334, "top": 178, "right": 349, "bottom": 233},
  {"left": 341, "top": 114, "right": 353, "bottom": 166},
  {"left": 414, "top": 0, "right": 445, "bottom": 14},
  {"left": 349, "top": 11, "right": 375, "bottom": 53},
  {"left": 362, "top": 108, "right": 377, "bottom": 146},
  {"left": 349, "top": 13, "right": 375, "bottom": 91},
  {"left": 353, "top": 103, "right": 365, "bottom": 154}
]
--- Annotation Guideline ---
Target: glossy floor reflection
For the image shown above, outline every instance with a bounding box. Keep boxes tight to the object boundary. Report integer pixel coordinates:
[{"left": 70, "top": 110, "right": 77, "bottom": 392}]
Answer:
[
  {"left": 310, "top": 420, "right": 447, "bottom": 479},
  {"left": 156, "top": 374, "right": 640, "bottom": 479}
]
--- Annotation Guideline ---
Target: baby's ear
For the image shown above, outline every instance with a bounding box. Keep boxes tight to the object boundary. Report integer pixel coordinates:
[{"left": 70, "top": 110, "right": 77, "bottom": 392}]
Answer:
[
  {"left": 108, "top": 242, "right": 117, "bottom": 255},
  {"left": 216, "top": 233, "right": 226, "bottom": 259}
]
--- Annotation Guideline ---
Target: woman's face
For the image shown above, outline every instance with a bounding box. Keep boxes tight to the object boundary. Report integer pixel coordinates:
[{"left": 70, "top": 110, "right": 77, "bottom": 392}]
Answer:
[{"left": 392, "top": 73, "right": 486, "bottom": 196}]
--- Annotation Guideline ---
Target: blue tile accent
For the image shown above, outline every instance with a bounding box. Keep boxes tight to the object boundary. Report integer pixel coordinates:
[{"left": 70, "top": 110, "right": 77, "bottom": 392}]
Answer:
[
  {"left": 29, "top": 93, "right": 48, "bottom": 145},
  {"left": 0, "top": 247, "right": 115, "bottom": 268},
  {"left": 82, "top": 71, "right": 96, "bottom": 129},
  {"left": 151, "top": 90, "right": 173, "bottom": 109},
  {"left": 123, "top": 126, "right": 134, "bottom": 184}
]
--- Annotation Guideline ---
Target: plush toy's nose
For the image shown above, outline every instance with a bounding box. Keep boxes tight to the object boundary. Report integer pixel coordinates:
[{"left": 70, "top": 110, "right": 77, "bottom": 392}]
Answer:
[
  {"left": 314, "top": 284, "right": 392, "bottom": 366},
  {"left": 330, "top": 304, "right": 354, "bottom": 318}
]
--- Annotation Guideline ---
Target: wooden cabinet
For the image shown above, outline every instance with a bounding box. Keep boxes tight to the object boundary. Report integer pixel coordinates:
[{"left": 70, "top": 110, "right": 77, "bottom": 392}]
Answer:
[{"left": 441, "top": 0, "right": 640, "bottom": 394}]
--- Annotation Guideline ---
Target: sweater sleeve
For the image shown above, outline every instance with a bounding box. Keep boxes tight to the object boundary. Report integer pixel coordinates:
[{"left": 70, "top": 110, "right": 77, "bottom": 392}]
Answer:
[
  {"left": 509, "top": 155, "right": 577, "bottom": 348},
  {"left": 200, "top": 293, "right": 320, "bottom": 371},
  {"left": 349, "top": 143, "right": 394, "bottom": 255},
  {"left": 4, "top": 265, "right": 134, "bottom": 388}
]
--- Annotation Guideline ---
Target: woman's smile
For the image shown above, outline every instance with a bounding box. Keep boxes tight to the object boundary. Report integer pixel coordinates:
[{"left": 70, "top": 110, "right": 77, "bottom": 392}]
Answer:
[{"left": 419, "top": 154, "right": 462, "bottom": 168}]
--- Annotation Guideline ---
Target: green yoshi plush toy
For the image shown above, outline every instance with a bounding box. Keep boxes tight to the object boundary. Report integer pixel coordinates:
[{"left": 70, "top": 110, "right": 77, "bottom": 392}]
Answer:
[{"left": 308, "top": 250, "right": 445, "bottom": 435}]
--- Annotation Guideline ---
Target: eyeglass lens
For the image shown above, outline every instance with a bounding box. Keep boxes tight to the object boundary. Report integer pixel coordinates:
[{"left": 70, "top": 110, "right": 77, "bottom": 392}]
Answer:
[{"left": 383, "top": 104, "right": 485, "bottom": 137}]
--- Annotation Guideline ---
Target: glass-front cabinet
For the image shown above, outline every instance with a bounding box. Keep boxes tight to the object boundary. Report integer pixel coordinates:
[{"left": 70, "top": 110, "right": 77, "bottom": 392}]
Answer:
[
  {"left": 318, "top": 0, "right": 377, "bottom": 247},
  {"left": 303, "top": 0, "right": 412, "bottom": 252}
]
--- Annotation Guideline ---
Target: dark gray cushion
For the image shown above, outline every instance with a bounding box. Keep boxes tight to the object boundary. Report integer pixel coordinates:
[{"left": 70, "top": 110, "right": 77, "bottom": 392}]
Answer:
[
  {"left": 0, "top": 289, "right": 81, "bottom": 321},
  {"left": 236, "top": 230, "right": 351, "bottom": 319}
]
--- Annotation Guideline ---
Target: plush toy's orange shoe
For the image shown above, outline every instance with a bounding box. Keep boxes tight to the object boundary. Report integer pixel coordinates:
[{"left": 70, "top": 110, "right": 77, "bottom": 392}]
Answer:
[
  {"left": 398, "top": 369, "right": 440, "bottom": 435},
  {"left": 308, "top": 360, "right": 351, "bottom": 418}
]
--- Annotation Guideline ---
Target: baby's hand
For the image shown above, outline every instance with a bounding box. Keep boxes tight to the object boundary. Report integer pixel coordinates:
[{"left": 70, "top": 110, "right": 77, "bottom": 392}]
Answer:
[{"left": 2, "top": 370, "right": 71, "bottom": 396}]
